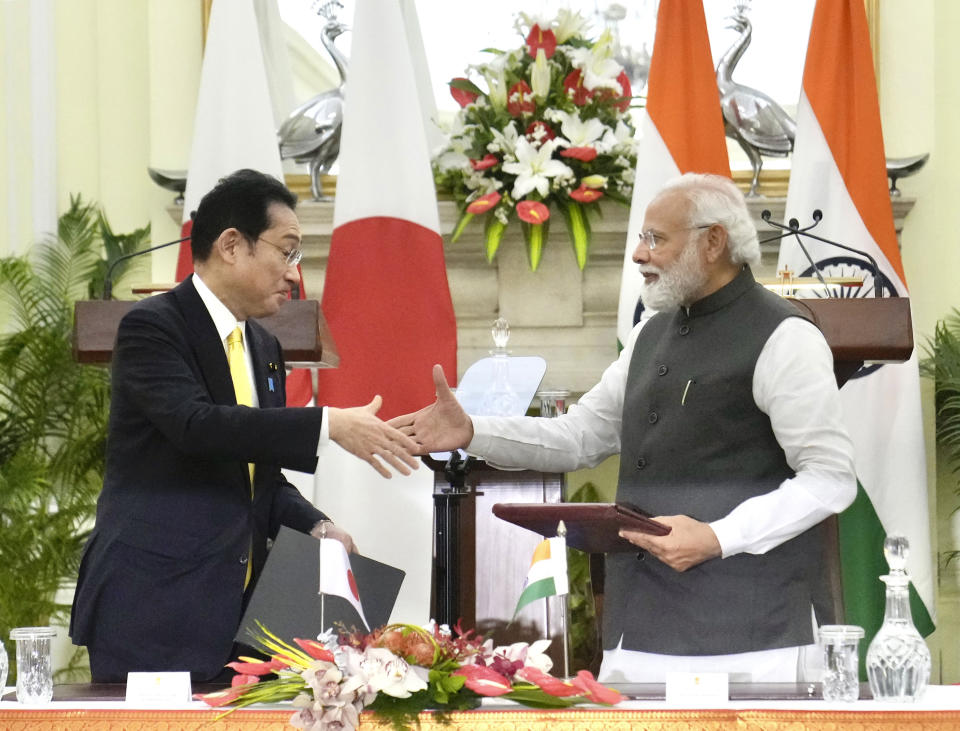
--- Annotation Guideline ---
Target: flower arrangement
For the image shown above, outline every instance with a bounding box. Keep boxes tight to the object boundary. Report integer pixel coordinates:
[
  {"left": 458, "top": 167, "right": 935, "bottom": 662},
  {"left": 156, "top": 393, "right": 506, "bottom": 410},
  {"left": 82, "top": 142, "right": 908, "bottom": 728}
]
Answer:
[
  {"left": 433, "top": 10, "right": 639, "bottom": 271},
  {"left": 200, "top": 621, "right": 621, "bottom": 731}
]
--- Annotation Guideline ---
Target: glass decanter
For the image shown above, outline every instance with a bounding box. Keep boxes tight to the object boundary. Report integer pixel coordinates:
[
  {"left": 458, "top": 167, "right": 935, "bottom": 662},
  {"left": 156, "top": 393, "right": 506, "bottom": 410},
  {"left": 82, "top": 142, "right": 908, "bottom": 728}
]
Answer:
[{"left": 865, "top": 535, "right": 931, "bottom": 701}]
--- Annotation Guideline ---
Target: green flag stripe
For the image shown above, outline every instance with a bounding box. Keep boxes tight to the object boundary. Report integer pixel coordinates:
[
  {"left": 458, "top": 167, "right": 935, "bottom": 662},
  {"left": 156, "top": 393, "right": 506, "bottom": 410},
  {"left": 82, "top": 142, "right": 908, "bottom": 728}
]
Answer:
[
  {"left": 514, "top": 577, "right": 558, "bottom": 616},
  {"left": 839, "top": 482, "right": 935, "bottom": 679}
]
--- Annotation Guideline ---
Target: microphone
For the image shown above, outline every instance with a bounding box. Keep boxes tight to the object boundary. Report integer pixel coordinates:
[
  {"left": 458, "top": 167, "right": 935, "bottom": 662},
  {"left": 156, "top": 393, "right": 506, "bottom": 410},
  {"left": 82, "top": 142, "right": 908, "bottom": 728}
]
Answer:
[
  {"left": 758, "top": 210, "right": 885, "bottom": 298},
  {"left": 102, "top": 235, "right": 190, "bottom": 300}
]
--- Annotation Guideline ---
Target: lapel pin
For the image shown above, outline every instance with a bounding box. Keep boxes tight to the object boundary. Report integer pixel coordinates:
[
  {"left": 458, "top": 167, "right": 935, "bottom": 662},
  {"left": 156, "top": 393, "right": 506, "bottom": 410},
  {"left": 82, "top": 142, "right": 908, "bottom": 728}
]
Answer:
[{"left": 268, "top": 377, "right": 276, "bottom": 393}]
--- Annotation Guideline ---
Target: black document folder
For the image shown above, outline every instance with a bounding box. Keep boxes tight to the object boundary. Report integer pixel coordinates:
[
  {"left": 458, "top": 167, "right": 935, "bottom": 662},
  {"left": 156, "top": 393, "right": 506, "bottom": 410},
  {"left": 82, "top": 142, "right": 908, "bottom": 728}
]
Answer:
[{"left": 235, "top": 526, "right": 405, "bottom": 645}]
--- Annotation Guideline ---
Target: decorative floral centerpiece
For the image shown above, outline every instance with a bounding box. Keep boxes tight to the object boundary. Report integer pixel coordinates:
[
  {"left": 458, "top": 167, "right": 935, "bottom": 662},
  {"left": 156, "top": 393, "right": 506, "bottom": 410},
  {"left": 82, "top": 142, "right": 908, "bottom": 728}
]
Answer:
[
  {"left": 200, "top": 621, "right": 621, "bottom": 731},
  {"left": 433, "top": 10, "right": 639, "bottom": 271}
]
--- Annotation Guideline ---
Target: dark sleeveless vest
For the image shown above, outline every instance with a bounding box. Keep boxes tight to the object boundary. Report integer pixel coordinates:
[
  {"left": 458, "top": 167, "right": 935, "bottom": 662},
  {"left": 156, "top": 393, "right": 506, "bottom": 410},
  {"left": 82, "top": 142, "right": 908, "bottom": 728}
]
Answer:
[{"left": 605, "top": 266, "right": 828, "bottom": 655}]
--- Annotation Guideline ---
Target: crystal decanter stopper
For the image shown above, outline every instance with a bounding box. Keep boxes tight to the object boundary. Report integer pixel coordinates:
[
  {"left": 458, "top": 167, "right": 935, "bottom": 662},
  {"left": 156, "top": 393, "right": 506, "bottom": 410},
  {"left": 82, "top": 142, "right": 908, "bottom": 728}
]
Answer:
[
  {"left": 865, "top": 535, "right": 931, "bottom": 701},
  {"left": 481, "top": 318, "right": 519, "bottom": 416}
]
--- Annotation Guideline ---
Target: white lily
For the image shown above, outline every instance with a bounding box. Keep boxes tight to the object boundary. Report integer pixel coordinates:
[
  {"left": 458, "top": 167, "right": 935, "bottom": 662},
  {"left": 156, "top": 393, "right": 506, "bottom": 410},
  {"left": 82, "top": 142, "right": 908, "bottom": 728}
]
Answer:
[
  {"left": 598, "top": 119, "right": 636, "bottom": 154},
  {"left": 554, "top": 8, "right": 589, "bottom": 43},
  {"left": 502, "top": 138, "right": 572, "bottom": 199},
  {"left": 555, "top": 110, "right": 606, "bottom": 148},
  {"left": 530, "top": 49, "right": 551, "bottom": 102},
  {"left": 357, "top": 647, "right": 429, "bottom": 699},
  {"left": 487, "top": 121, "right": 520, "bottom": 157},
  {"left": 568, "top": 29, "right": 622, "bottom": 92}
]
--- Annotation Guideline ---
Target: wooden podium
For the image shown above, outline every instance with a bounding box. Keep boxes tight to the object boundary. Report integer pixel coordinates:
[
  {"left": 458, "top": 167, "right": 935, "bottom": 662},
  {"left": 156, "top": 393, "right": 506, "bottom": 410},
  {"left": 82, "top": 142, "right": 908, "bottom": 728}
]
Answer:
[
  {"left": 72, "top": 298, "right": 338, "bottom": 367},
  {"left": 437, "top": 296, "right": 914, "bottom": 653}
]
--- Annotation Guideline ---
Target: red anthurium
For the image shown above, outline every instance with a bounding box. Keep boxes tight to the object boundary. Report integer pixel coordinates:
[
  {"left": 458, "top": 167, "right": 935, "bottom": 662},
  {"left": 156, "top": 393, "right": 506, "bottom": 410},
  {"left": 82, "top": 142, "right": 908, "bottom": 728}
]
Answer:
[
  {"left": 231, "top": 673, "right": 260, "bottom": 688},
  {"left": 570, "top": 185, "right": 604, "bottom": 203},
  {"left": 525, "top": 120, "right": 556, "bottom": 145},
  {"left": 453, "top": 664, "right": 513, "bottom": 696},
  {"left": 507, "top": 81, "right": 536, "bottom": 117},
  {"left": 525, "top": 24, "right": 557, "bottom": 59},
  {"left": 515, "top": 666, "right": 581, "bottom": 697},
  {"left": 516, "top": 200, "right": 550, "bottom": 224},
  {"left": 198, "top": 686, "right": 248, "bottom": 707},
  {"left": 615, "top": 70, "right": 632, "bottom": 113},
  {"left": 570, "top": 670, "right": 623, "bottom": 705},
  {"left": 560, "top": 146, "right": 598, "bottom": 162},
  {"left": 294, "top": 638, "right": 335, "bottom": 663},
  {"left": 470, "top": 154, "right": 499, "bottom": 171},
  {"left": 450, "top": 77, "right": 479, "bottom": 108},
  {"left": 466, "top": 191, "right": 502, "bottom": 214},
  {"left": 226, "top": 657, "right": 285, "bottom": 676},
  {"left": 562, "top": 69, "right": 593, "bottom": 106}
]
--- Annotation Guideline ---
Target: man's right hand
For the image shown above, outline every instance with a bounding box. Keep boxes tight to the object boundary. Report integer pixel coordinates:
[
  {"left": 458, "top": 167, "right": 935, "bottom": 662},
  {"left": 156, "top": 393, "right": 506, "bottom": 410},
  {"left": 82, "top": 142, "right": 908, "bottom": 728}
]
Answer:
[
  {"left": 328, "top": 396, "right": 420, "bottom": 478},
  {"left": 388, "top": 365, "right": 474, "bottom": 453}
]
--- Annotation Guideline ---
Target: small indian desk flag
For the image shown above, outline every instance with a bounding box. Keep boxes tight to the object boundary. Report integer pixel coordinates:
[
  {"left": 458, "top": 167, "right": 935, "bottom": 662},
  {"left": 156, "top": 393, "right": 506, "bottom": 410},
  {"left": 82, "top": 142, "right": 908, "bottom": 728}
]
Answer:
[
  {"left": 514, "top": 536, "right": 569, "bottom": 618},
  {"left": 318, "top": 538, "right": 369, "bottom": 630}
]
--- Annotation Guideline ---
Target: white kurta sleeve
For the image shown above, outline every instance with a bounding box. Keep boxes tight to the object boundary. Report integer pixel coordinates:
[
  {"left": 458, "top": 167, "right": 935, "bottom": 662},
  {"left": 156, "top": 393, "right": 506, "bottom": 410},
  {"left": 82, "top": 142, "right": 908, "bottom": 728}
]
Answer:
[
  {"left": 466, "top": 322, "right": 645, "bottom": 473},
  {"left": 709, "top": 317, "right": 856, "bottom": 557}
]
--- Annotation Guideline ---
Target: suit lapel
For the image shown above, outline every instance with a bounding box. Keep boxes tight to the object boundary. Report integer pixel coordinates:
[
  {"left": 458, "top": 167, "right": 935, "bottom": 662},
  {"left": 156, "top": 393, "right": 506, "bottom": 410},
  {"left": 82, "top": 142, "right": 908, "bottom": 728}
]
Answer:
[
  {"left": 172, "top": 277, "right": 236, "bottom": 406},
  {"left": 247, "top": 320, "right": 283, "bottom": 408}
]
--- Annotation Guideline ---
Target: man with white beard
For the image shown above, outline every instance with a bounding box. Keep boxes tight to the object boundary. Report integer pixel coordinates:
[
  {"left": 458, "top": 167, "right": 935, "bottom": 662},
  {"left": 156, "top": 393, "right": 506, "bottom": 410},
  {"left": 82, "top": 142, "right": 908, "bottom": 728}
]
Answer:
[{"left": 391, "top": 173, "right": 855, "bottom": 683}]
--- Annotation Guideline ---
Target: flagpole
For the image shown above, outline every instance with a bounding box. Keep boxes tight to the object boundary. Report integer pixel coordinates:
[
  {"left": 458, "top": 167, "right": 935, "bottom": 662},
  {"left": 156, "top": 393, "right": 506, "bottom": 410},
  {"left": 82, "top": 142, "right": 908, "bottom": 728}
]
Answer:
[
  {"left": 319, "top": 522, "right": 327, "bottom": 631},
  {"left": 557, "top": 519, "right": 569, "bottom": 679}
]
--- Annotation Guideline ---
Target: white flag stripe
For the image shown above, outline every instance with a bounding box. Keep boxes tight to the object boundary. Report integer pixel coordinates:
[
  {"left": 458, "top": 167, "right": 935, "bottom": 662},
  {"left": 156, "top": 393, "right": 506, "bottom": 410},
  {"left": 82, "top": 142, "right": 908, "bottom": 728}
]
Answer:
[
  {"left": 617, "top": 112, "right": 680, "bottom": 346},
  {"left": 331, "top": 0, "right": 437, "bottom": 231},
  {"left": 319, "top": 536, "right": 369, "bottom": 629},
  {"left": 181, "top": 0, "right": 282, "bottom": 224},
  {"left": 782, "top": 91, "right": 933, "bottom": 615}
]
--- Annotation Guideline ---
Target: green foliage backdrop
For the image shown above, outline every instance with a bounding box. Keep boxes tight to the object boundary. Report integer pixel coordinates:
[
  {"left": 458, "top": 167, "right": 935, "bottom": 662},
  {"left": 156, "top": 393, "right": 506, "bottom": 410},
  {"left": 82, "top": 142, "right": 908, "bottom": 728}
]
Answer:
[{"left": 0, "top": 197, "right": 149, "bottom": 681}]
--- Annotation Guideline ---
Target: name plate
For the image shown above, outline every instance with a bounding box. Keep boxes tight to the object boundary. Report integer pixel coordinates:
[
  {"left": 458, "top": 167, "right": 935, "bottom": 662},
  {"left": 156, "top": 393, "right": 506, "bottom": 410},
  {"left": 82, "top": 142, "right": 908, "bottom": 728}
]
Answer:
[
  {"left": 665, "top": 671, "right": 729, "bottom": 706},
  {"left": 125, "top": 672, "right": 192, "bottom": 706}
]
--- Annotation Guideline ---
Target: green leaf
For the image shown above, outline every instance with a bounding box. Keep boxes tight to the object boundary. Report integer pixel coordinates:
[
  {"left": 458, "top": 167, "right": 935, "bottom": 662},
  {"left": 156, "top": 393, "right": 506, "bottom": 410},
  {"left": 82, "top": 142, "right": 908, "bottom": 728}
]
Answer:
[
  {"left": 520, "top": 219, "right": 549, "bottom": 271},
  {"left": 450, "top": 209, "right": 475, "bottom": 243},
  {"left": 484, "top": 215, "right": 508, "bottom": 262},
  {"left": 561, "top": 201, "right": 590, "bottom": 270}
]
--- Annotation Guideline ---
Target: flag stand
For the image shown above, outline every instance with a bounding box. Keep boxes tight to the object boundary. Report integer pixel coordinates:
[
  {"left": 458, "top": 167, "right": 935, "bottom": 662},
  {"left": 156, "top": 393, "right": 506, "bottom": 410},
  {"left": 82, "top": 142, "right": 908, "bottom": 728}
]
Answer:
[
  {"left": 557, "top": 520, "right": 570, "bottom": 680},
  {"left": 319, "top": 521, "right": 328, "bottom": 632}
]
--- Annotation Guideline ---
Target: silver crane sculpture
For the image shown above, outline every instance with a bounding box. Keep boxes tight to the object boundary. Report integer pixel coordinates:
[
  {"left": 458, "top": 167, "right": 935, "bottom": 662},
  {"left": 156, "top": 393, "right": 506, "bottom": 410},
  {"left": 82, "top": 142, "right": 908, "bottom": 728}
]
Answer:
[
  {"left": 277, "top": 1, "right": 348, "bottom": 200},
  {"left": 716, "top": 8, "right": 795, "bottom": 197}
]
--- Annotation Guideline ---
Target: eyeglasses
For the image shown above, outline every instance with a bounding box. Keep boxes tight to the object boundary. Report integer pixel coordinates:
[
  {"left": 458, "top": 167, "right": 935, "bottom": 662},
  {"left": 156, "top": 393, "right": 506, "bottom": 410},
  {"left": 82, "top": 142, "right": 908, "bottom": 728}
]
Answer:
[
  {"left": 256, "top": 235, "right": 303, "bottom": 267},
  {"left": 638, "top": 224, "right": 714, "bottom": 251}
]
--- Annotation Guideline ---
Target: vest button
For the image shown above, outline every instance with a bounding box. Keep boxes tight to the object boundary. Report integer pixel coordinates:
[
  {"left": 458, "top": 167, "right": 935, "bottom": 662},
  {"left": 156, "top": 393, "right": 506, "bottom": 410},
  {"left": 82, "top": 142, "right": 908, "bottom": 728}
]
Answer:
[
  {"left": 239, "top": 555, "right": 248, "bottom": 565},
  {"left": 679, "top": 325, "right": 690, "bottom": 335},
  {"left": 657, "top": 364, "right": 668, "bottom": 376},
  {"left": 648, "top": 411, "right": 658, "bottom": 424},
  {"left": 636, "top": 456, "right": 647, "bottom": 469}
]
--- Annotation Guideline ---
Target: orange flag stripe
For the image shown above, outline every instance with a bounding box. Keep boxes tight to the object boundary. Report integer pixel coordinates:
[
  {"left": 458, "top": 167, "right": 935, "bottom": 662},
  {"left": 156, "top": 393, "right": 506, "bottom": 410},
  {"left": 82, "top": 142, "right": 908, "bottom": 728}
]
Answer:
[
  {"left": 529, "top": 539, "right": 551, "bottom": 567},
  {"left": 646, "top": 0, "right": 730, "bottom": 177},
  {"left": 802, "top": 0, "right": 904, "bottom": 286}
]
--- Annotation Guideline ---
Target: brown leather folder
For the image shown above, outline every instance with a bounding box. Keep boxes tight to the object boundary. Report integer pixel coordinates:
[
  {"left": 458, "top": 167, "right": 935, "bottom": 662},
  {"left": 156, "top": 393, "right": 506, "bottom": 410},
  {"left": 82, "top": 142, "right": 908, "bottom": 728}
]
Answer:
[{"left": 492, "top": 502, "right": 671, "bottom": 553}]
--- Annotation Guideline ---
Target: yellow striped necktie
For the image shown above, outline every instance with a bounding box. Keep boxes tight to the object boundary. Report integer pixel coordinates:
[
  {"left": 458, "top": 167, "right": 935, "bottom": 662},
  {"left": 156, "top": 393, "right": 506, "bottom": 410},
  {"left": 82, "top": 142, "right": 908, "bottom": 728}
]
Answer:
[{"left": 226, "top": 326, "right": 255, "bottom": 588}]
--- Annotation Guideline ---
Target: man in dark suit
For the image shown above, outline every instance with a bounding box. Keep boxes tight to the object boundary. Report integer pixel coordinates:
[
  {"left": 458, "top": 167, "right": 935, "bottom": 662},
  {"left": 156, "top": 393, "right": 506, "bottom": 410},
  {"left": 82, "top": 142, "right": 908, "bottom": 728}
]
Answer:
[{"left": 70, "top": 169, "right": 419, "bottom": 682}]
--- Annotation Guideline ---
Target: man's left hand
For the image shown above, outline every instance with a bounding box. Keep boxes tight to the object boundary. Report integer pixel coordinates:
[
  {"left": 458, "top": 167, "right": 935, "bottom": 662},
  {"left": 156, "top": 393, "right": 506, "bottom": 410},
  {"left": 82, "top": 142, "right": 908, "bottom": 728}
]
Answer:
[
  {"left": 619, "top": 515, "right": 721, "bottom": 572},
  {"left": 311, "top": 521, "right": 358, "bottom": 554}
]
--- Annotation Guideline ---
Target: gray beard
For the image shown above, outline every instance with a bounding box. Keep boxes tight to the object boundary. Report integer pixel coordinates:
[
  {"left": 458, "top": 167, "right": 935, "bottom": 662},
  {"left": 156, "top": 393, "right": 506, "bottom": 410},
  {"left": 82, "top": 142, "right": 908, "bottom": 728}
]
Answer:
[{"left": 638, "top": 241, "right": 708, "bottom": 312}]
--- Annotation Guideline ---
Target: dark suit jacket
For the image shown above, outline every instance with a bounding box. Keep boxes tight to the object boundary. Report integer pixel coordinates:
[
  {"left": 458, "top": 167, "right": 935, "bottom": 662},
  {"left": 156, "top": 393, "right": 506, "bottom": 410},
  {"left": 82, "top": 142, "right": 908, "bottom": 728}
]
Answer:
[{"left": 70, "top": 277, "right": 328, "bottom": 678}]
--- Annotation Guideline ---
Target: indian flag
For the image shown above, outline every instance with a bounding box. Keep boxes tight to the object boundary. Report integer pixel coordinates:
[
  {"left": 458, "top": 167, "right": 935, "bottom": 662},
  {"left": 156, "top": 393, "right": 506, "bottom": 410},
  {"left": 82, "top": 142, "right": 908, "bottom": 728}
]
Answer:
[
  {"left": 616, "top": 0, "right": 730, "bottom": 348},
  {"left": 779, "top": 0, "right": 934, "bottom": 660},
  {"left": 514, "top": 536, "right": 569, "bottom": 617}
]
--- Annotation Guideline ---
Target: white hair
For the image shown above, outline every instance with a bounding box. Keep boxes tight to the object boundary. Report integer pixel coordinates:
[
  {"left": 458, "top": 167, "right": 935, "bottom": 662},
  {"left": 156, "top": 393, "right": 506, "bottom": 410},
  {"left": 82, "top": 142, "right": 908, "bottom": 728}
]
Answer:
[{"left": 658, "top": 173, "right": 760, "bottom": 267}]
